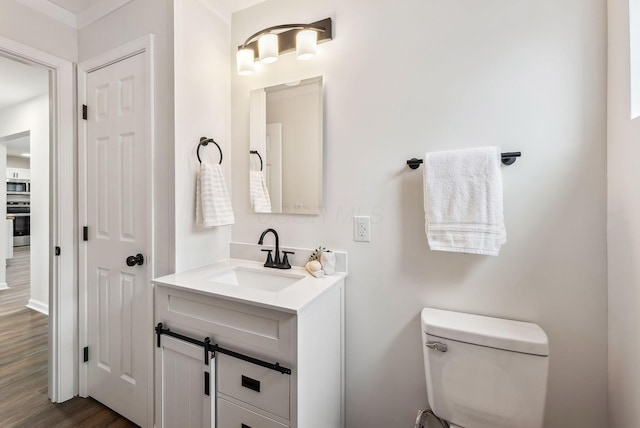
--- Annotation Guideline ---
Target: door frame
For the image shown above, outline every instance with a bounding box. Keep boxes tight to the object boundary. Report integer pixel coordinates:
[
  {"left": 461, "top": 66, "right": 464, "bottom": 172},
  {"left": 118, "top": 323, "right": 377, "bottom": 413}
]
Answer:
[
  {"left": 77, "top": 34, "right": 155, "bottom": 424},
  {"left": 0, "top": 35, "right": 75, "bottom": 403}
]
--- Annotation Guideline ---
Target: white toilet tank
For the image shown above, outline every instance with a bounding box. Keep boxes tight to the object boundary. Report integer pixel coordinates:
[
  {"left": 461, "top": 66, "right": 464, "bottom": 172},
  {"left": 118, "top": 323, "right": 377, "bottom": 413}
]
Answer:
[{"left": 421, "top": 308, "right": 549, "bottom": 428}]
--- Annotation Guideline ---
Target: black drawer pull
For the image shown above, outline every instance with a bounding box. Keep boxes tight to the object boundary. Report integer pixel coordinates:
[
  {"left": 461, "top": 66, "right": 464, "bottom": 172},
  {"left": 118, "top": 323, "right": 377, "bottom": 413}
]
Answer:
[
  {"left": 241, "top": 375, "right": 261, "bottom": 393},
  {"left": 242, "top": 424, "right": 252, "bottom": 428}
]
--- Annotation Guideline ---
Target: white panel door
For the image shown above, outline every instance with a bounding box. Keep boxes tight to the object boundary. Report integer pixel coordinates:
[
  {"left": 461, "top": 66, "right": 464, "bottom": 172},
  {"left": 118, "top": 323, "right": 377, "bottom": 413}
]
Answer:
[
  {"left": 156, "top": 336, "right": 213, "bottom": 428},
  {"left": 86, "top": 52, "right": 149, "bottom": 426}
]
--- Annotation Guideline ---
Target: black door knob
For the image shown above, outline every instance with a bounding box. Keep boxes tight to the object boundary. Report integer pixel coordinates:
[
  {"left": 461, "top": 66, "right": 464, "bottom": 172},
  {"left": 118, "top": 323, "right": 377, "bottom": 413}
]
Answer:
[{"left": 126, "top": 254, "right": 144, "bottom": 266}]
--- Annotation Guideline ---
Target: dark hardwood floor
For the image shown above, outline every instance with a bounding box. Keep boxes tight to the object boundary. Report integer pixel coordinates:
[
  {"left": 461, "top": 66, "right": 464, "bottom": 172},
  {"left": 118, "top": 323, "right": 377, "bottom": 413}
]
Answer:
[{"left": 0, "top": 246, "right": 138, "bottom": 427}]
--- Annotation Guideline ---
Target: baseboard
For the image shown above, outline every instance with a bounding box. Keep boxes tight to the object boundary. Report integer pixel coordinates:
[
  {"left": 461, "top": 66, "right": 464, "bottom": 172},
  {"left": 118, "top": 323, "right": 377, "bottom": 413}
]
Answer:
[
  {"left": 0, "top": 282, "right": 7, "bottom": 291},
  {"left": 27, "top": 299, "right": 49, "bottom": 316}
]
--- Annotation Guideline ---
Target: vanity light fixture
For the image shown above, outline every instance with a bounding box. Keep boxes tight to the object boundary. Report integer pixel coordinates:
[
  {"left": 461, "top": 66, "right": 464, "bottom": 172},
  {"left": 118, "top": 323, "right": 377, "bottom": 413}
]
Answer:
[{"left": 236, "top": 18, "right": 333, "bottom": 76}]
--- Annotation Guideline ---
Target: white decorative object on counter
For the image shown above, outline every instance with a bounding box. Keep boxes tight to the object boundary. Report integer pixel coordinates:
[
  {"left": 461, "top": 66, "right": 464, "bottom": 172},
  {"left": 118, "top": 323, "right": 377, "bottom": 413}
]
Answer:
[
  {"left": 320, "top": 251, "right": 336, "bottom": 275},
  {"left": 305, "top": 260, "right": 324, "bottom": 277}
]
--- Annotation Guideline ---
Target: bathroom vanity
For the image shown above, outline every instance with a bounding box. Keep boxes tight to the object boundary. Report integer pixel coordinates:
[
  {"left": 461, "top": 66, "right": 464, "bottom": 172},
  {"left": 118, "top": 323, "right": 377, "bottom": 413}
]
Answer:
[{"left": 152, "top": 258, "right": 345, "bottom": 428}]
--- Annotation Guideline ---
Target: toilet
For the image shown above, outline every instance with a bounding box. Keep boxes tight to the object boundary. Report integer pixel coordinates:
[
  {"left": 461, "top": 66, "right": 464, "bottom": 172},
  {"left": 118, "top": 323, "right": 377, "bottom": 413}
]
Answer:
[{"left": 420, "top": 308, "right": 549, "bottom": 428}]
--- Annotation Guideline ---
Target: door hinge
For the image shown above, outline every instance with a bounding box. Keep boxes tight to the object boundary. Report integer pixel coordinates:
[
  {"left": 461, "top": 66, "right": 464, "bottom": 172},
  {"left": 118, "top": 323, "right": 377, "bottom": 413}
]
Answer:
[
  {"left": 204, "top": 371, "right": 210, "bottom": 396},
  {"left": 83, "top": 346, "right": 89, "bottom": 363},
  {"left": 55, "top": 246, "right": 61, "bottom": 256},
  {"left": 83, "top": 226, "right": 88, "bottom": 241},
  {"left": 82, "top": 104, "right": 87, "bottom": 120}
]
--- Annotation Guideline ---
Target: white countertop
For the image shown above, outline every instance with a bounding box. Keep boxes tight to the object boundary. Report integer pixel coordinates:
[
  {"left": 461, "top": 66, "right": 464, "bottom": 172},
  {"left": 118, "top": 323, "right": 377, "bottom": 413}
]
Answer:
[{"left": 152, "top": 258, "right": 346, "bottom": 314}]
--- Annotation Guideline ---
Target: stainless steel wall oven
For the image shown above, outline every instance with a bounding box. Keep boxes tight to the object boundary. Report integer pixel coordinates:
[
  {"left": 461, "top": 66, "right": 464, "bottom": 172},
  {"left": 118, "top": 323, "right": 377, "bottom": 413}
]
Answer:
[{"left": 7, "top": 182, "right": 30, "bottom": 247}]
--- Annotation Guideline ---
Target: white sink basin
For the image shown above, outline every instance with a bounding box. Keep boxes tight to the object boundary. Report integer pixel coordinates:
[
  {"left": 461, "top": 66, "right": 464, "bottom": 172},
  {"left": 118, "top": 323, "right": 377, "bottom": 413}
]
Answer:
[{"left": 205, "top": 267, "right": 304, "bottom": 293}]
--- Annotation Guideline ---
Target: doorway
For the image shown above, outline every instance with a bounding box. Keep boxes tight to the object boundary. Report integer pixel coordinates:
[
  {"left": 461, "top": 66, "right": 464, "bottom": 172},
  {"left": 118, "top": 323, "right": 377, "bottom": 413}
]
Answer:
[
  {"left": 0, "top": 55, "right": 48, "bottom": 316},
  {"left": 0, "top": 35, "right": 75, "bottom": 403}
]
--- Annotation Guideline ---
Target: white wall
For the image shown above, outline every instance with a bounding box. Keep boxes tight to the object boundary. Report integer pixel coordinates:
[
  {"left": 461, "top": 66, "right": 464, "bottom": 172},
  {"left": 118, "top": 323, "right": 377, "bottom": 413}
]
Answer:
[
  {"left": 0, "top": 94, "right": 50, "bottom": 311},
  {"left": 231, "top": 1, "right": 608, "bottom": 427},
  {"left": 79, "top": 0, "right": 175, "bottom": 277},
  {"left": 0, "top": 0, "right": 77, "bottom": 62},
  {"left": 607, "top": 0, "right": 640, "bottom": 426},
  {"left": 174, "top": 0, "right": 231, "bottom": 271},
  {"left": 7, "top": 155, "right": 30, "bottom": 169}
]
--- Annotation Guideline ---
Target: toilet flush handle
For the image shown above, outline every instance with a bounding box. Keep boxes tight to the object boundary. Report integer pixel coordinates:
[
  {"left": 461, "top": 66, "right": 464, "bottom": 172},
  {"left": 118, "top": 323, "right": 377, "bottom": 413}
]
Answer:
[{"left": 425, "top": 342, "right": 448, "bottom": 352}]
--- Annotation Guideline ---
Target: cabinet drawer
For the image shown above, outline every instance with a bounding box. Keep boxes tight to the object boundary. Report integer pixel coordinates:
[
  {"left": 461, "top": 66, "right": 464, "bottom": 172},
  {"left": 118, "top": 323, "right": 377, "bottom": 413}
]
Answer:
[
  {"left": 217, "top": 353, "right": 290, "bottom": 420},
  {"left": 218, "top": 397, "right": 288, "bottom": 428},
  {"left": 156, "top": 286, "right": 294, "bottom": 360}
]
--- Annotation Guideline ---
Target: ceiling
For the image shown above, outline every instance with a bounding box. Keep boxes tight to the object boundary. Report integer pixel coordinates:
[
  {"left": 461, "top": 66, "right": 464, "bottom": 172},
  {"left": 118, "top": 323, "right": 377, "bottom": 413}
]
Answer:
[
  {"left": 18, "top": 0, "right": 267, "bottom": 28},
  {"left": 0, "top": 55, "right": 49, "bottom": 111},
  {"left": 1, "top": 133, "right": 31, "bottom": 157},
  {"left": 49, "top": 0, "right": 101, "bottom": 14}
]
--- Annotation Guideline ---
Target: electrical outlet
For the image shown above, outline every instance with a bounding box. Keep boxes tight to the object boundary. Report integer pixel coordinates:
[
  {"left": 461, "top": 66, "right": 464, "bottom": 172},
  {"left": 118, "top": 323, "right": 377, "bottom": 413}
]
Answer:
[{"left": 353, "top": 216, "right": 371, "bottom": 242}]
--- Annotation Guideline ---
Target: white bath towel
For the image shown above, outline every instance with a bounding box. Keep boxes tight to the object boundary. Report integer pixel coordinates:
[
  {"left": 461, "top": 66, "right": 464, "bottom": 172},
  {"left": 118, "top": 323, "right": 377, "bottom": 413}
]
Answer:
[
  {"left": 196, "top": 162, "right": 235, "bottom": 227},
  {"left": 249, "top": 171, "right": 272, "bottom": 213},
  {"left": 423, "top": 146, "right": 506, "bottom": 256}
]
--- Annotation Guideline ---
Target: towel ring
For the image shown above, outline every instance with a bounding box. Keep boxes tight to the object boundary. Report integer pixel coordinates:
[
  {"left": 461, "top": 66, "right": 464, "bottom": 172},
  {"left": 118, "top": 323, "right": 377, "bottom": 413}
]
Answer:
[
  {"left": 250, "top": 150, "right": 263, "bottom": 171},
  {"left": 197, "top": 137, "right": 223, "bottom": 164}
]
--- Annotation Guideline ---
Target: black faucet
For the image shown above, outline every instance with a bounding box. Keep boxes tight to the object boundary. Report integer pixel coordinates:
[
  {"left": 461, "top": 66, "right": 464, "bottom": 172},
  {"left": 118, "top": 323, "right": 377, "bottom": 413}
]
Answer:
[{"left": 258, "top": 228, "right": 294, "bottom": 269}]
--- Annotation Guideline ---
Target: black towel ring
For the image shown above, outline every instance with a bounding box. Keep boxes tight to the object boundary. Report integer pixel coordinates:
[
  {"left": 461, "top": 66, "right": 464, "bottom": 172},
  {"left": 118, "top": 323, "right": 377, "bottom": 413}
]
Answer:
[
  {"left": 197, "top": 137, "right": 223, "bottom": 164},
  {"left": 249, "top": 150, "right": 263, "bottom": 171}
]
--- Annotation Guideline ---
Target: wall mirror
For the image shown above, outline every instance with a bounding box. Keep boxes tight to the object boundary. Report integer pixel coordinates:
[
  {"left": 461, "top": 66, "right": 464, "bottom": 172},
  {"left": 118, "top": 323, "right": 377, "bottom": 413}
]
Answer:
[{"left": 249, "top": 76, "right": 323, "bottom": 214}]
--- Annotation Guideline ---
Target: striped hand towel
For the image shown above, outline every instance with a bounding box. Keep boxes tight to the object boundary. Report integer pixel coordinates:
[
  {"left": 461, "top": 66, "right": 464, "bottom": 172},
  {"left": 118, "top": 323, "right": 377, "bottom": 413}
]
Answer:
[
  {"left": 249, "top": 171, "right": 272, "bottom": 213},
  {"left": 196, "top": 162, "right": 235, "bottom": 227}
]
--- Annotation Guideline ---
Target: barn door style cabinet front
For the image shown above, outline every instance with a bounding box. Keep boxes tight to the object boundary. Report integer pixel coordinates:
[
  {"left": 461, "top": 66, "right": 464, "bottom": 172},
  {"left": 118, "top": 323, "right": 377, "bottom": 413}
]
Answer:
[{"left": 153, "top": 269, "right": 345, "bottom": 428}]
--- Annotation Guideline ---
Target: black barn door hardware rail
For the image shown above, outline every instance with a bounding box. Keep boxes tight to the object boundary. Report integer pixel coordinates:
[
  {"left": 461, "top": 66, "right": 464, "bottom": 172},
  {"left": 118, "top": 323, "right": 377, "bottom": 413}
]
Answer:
[
  {"left": 155, "top": 323, "right": 292, "bottom": 375},
  {"left": 406, "top": 151, "right": 521, "bottom": 169}
]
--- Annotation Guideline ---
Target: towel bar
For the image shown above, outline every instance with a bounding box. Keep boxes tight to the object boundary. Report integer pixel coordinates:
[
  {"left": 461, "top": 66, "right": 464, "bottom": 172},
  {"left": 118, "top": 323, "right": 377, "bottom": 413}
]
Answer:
[
  {"left": 197, "top": 136, "right": 223, "bottom": 164},
  {"left": 406, "top": 152, "right": 521, "bottom": 169}
]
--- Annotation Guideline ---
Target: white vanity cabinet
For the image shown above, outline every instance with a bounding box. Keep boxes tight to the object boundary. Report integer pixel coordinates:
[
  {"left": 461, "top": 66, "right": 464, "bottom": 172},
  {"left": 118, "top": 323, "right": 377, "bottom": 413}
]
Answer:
[{"left": 153, "top": 264, "right": 345, "bottom": 428}]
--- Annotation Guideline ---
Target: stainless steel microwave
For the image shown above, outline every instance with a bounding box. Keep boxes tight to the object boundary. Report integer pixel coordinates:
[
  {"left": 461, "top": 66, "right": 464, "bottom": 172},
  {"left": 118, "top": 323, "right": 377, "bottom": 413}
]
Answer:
[{"left": 7, "top": 179, "right": 29, "bottom": 193}]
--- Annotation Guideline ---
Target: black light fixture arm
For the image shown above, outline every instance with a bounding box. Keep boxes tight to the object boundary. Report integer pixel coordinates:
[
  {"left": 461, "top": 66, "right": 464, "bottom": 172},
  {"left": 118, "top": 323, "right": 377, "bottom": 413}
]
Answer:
[
  {"left": 240, "top": 23, "right": 326, "bottom": 49},
  {"left": 238, "top": 17, "right": 333, "bottom": 59}
]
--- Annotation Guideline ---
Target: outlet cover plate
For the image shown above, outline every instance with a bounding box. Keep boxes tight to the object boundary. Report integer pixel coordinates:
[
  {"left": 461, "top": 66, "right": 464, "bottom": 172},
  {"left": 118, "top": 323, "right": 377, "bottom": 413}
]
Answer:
[{"left": 353, "top": 216, "right": 371, "bottom": 242}]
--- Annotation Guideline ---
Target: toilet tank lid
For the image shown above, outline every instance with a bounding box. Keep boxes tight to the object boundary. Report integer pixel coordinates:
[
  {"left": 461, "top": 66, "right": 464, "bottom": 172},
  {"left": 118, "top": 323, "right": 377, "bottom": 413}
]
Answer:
[{"left": 421, "top": 308, "right": 549, "bottom": 356}]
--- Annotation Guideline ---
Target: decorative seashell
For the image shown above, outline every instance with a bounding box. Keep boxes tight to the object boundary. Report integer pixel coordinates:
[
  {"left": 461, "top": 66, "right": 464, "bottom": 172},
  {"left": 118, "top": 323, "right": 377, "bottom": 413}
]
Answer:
[{"left": 306, "top": 260, "right": 322, "bottom": 272}]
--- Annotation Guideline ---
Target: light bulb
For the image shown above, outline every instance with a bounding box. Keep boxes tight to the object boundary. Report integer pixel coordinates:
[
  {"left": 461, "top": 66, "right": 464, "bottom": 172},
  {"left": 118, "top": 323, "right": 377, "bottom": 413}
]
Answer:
[
  {"left": 258, "top": 33, "right": 279, "bottom": 64},
  {"left": 236, "top": 48, "right": 255, "bottom": 76},
  {"left": 296, "top": 29, "right": 317, "bottom": 60}
]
